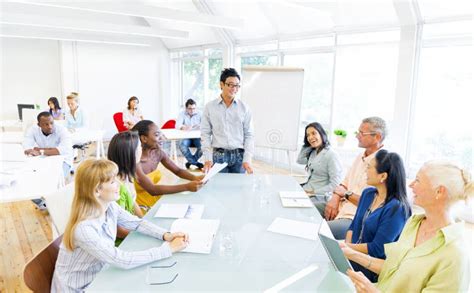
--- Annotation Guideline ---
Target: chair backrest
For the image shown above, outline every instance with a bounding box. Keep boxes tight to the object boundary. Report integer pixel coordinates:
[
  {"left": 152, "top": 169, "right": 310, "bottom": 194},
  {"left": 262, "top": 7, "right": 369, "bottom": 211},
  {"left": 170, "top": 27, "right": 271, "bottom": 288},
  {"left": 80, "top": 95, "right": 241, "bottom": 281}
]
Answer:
[
  {"left": 23, "top": 235, "right": 63, "bottom": 293},
  {"left": 113, "top": 112, "right": 128, "bottom": 132},
  {"left": 161, "top": 119, "right": 176, "bottom": 129},
  {"left": 44, "top": 183, "right": 74, "bottom": 236}
]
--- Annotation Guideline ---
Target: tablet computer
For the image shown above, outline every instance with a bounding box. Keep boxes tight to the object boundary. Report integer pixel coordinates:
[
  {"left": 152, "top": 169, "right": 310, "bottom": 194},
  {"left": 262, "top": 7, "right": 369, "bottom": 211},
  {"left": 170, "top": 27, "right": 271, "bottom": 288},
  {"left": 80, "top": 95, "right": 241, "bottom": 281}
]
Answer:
[{"left": 318, "top": 233, "right": 353, "bottom": 275}]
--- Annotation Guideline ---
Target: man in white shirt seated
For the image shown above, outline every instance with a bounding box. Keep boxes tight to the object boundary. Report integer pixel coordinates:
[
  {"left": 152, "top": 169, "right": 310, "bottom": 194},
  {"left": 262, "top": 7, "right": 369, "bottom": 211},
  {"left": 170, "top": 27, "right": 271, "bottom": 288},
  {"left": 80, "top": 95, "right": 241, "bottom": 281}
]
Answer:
[
  {"left": 23, "top": 111, "right": 73, "bottom": 208},
  {"left": 24, "top": 111, "right": 73, "bottom": 162},
  {"left": 176, "top": 98, "right": 203, "bottom": 169}
]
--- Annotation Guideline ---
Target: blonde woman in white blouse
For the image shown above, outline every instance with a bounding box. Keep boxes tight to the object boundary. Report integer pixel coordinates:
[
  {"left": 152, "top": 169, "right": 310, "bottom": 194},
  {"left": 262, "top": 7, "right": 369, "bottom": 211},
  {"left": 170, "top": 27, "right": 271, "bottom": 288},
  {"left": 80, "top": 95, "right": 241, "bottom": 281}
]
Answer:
[{"left": 51, "top": 159, "right": 188, "bottom": 292}]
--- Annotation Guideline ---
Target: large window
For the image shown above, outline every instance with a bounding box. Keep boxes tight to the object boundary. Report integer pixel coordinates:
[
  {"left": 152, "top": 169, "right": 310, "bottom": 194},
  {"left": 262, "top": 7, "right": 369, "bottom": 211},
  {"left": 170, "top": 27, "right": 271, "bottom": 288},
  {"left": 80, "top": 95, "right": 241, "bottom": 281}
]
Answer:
[
  {"left": 408, "top": 45, "right": 473, "bottom": 176},
  {"left": 182, "top": 60, "right": 204, "bottom": 106},
  {"left": 332, "top": 43, "right": 399, "bottom": 148},
  {"left": 174, "top": 48, "right": 223, "bottom": 108},
  {"left": 283, "top": 53, "right": 334, "bottom": 139}
]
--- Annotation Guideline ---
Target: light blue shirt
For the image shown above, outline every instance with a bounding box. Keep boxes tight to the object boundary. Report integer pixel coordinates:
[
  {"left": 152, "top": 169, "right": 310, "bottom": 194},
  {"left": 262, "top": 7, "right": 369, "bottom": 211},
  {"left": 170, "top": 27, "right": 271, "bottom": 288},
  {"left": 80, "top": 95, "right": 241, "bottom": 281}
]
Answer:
[
  {"left": 23, "top": 123, "right": 73, "bottom": 166},
  {"left": 65, "top": 106, "right": 86, "bottom": 129},
  {"left": 175, "top": 110, "right": 201, "bottom": 130},
  {"left": 51, "top": 202, "right": 172, "bottom": 292},
  {"left": 201, "top": 96, "right": 254, "bottom": 163},
  {"left": 297, "top": 146, "right": 343, "bottom": 195}
]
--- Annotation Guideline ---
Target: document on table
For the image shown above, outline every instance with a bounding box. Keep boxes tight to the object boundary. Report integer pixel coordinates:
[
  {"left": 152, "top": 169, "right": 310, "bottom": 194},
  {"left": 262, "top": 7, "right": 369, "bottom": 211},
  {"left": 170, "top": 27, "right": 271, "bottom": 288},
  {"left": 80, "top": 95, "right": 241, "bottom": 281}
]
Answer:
[
  {"left": 279, "top": 191, "right": 313, "bottom": 208},
  {"left": 267, "top": 217, "right": 318, "bottom": 241},
  {"left": 202, "top": 162, "right": 228, "bottom": 183},
  {"left": 154, "top": 203, "right": 204, "bottom": 219},
  {"left": 170, "top": 219, "right": 220, "bottom": 254}
]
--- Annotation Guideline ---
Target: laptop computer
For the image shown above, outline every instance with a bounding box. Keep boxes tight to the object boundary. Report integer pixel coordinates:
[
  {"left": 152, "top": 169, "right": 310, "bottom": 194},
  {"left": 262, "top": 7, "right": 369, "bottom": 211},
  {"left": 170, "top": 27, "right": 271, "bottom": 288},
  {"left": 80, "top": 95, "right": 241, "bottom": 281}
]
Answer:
[{"left": 317, "top": 220, "right": 353, "bottom": 275}]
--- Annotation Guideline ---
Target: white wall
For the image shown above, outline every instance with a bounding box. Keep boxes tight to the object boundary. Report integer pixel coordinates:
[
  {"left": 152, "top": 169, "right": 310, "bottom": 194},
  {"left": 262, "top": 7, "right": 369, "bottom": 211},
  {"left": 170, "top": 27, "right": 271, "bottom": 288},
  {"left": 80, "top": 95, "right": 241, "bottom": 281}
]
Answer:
[
  {"left": 1, "top": 38, "right": 171, "bottom": 139},
  {"left": 68, "top": 41, "right": 169, "bottom": 139},
  {"left": 1, "top": 38, "right": 62, "bottom": 119}
]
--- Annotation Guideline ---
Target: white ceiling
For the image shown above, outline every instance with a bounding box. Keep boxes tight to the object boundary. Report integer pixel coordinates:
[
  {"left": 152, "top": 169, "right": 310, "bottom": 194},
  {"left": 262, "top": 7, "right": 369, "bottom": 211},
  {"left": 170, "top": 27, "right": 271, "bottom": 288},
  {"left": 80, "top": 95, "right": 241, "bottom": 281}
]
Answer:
[{"left": 0, "top": 0, "right": 472, "bottom": 49}]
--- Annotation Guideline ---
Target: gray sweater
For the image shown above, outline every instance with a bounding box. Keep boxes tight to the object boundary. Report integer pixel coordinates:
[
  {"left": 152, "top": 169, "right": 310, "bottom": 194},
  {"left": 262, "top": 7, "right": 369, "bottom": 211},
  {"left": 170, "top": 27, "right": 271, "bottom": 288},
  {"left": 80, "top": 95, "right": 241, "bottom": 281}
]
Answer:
[{"left": 297, "top": 146, "right": 343, "bottom": 195}]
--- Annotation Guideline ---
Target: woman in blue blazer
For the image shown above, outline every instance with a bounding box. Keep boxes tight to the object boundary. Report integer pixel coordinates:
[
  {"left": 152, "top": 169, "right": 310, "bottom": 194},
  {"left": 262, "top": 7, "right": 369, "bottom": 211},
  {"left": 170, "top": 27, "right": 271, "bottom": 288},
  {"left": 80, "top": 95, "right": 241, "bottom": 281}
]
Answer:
[{"left": 345, "top": 150, "right": 411, "bottom": 282}]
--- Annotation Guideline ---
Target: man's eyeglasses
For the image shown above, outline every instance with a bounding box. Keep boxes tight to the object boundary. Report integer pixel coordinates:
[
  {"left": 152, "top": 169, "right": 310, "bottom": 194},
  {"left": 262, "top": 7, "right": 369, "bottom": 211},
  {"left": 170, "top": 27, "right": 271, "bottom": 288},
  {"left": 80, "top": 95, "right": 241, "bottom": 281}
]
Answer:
[
  {"left": 355, "top": 131, "right": 377, "bottom": 136},
  {"left": 225, "top": 83, "right": 241, "bottom": 89}
]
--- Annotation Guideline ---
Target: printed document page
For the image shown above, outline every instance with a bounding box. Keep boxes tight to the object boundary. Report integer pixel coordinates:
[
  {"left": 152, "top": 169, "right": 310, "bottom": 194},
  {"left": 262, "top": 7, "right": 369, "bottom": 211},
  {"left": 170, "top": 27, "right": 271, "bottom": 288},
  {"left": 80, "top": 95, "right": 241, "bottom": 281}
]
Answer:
[{"left": 170, "top": 219, "right": 220, "bottom": 254}]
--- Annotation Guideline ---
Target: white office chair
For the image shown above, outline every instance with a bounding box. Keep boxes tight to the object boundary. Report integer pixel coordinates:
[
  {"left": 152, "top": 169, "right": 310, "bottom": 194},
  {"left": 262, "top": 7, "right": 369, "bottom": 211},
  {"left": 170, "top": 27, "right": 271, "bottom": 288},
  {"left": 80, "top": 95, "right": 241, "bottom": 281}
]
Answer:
[{"left": 44, "top": 183, "right": 75, "bottom": 237}]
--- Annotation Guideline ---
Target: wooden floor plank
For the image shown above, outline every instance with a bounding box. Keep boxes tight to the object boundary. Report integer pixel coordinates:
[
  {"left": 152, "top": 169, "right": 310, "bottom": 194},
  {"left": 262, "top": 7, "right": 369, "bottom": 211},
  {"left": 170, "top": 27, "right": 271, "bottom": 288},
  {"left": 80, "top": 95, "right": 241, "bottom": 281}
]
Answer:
[
  {"left": 10, "top": 201, "right": 34, "bottom": 264},
  {"left": 1, "top": 203, "right": 31, "bottom": 293}
]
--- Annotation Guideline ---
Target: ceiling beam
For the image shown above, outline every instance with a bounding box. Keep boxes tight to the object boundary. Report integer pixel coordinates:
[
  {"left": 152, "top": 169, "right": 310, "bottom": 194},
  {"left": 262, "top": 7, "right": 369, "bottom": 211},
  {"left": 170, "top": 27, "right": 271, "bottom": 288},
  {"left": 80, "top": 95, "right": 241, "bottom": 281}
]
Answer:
[
  {"left": 0, "top": 25, "right": 157, "bottom": 47},
  {"left": 14, "top": 1, "right": 244, "bottom": 30},
  {"left": 1, "top": 12, "right": 189, "bottom": 39}
]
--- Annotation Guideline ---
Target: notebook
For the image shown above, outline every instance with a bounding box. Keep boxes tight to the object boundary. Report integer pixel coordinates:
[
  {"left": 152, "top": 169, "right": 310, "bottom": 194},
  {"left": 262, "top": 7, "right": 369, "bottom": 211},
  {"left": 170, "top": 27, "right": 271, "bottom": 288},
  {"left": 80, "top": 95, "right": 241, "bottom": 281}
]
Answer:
[
  {"left": 279, "top": 191, "right": 313, "bottom": 208},
  {"left": 170, "top": 219, "right": 220, "bottom": 254}
]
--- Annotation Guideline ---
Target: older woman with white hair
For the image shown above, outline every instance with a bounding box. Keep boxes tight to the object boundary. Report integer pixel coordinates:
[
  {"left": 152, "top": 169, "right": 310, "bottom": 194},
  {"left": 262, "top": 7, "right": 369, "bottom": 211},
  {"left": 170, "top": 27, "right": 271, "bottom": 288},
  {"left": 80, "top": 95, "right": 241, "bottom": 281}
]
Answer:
[{"left": 340, "top": 160, "right": 473, "bottom": 292}]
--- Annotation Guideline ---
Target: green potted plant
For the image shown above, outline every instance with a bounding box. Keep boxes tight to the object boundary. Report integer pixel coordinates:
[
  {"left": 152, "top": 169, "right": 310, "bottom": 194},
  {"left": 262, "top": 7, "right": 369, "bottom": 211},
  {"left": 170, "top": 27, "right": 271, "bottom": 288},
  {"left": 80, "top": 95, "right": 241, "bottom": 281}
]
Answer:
[{"left": 333, "top": 129, "right": 347, "bottom": 146}]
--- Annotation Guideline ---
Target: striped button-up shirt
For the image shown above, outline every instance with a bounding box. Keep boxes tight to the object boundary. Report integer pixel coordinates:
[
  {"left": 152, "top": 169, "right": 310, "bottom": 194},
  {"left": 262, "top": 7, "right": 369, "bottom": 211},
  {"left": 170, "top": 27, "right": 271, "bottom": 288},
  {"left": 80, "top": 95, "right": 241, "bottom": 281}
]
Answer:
[
  {"left": 51, "top": 202, "right": 172, "bottom": 292},
  {"left": 201, "top": 96, "right": 254, "bottom": 163}
]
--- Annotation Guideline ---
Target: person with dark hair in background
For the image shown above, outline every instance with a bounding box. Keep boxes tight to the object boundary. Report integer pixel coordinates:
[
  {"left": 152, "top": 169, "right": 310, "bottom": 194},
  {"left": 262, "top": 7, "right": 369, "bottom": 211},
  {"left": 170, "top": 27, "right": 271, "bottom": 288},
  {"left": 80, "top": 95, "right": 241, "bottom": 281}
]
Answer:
[
  {"left": 107, "top": 131, "right": 144, "bottom": 245},
  {"left": 123, "top": 96, "right": 143, "bottom": 129},
  {"left": 48, "top": 97, "right": 64, "bottom": 120},
  {"left": 176, "top": 98, "right": 203, "bottom": 169},
  {"left": 201, "top": 68, "right": 254, "bottom": 174},
  {"left": 132, "top": 120, "right": 204, "bottom": 211},
  {"left": 297, "top": 122, "right": 343, "bottom": 208},
  {"left": 344, "top": 150, "right": 411, "bottom": 282}
]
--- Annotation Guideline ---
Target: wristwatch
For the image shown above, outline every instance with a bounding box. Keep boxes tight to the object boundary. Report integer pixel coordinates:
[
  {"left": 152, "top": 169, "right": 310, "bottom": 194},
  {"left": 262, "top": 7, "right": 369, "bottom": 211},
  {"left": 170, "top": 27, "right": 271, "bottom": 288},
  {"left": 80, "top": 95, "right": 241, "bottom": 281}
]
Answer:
[
  {"left": 344, "top": 191, "right": 353, "bottom": 200},
  {"left": 40, "top": 149, "right": 45, "bottom": 156}
]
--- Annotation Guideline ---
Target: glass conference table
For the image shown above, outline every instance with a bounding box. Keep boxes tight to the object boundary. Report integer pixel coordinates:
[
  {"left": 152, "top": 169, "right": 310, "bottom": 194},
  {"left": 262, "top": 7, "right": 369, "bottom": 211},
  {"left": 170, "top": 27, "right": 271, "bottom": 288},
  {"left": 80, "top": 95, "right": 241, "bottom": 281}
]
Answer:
[{"left": 88, "top": 174, "right": 353, "bottom": 292}]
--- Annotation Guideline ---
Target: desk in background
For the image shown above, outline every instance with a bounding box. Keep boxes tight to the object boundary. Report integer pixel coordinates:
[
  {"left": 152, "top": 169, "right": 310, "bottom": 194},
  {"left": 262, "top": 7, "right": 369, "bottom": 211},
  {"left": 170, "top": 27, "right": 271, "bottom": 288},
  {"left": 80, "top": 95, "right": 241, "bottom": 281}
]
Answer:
[
  {"left": 89, "top": 174, "right": 353, "bottom": 292},
  {"left": 0, "top": 155, "right": 65, "bottom": 203},
  {"left": 160, "top": 129, "right": 200, "bottom": 162},
  {"left": 0, "top": 129, "right": 105, "bottom": 158}
]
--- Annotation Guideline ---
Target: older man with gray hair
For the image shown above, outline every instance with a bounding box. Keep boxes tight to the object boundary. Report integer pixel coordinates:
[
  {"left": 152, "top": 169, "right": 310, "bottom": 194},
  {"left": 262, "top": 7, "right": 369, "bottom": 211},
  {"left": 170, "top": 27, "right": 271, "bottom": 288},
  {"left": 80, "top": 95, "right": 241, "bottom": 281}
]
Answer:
[{"left": 315, "top": 116, "right": 387, "bottom": 239}]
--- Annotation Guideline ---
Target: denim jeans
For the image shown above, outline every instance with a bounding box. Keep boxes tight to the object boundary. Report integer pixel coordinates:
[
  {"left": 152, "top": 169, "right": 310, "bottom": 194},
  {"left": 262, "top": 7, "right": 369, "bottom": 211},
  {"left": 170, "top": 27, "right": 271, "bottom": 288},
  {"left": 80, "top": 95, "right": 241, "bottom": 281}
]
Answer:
[
  {"left": 314, "top": 200, "right": 352, "bottom": 240},
  {"left": 212, "top": 148, "right": 245, "bottom": 174},
  {"left": 179, "top": 138, "right": 202, "bottom": 164}
]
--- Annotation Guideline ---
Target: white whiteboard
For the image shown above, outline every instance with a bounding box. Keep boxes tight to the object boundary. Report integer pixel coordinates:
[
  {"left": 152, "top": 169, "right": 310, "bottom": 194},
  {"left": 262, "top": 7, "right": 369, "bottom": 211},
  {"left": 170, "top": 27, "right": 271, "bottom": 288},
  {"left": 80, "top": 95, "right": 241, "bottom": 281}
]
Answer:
[{"left": 241, "top": 66, "right": 304, "bottom": 151}]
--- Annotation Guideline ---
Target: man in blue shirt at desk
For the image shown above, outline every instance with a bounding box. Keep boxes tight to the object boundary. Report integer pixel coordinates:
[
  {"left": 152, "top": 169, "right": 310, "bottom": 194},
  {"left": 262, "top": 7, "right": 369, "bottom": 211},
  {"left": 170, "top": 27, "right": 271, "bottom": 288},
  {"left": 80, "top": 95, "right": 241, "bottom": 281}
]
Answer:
[
  {"left": 201, "top": 68, "right": 254, "bottom": 174},
  {"left": 176, "top": 98, "right": 203, "bottom": 170}
]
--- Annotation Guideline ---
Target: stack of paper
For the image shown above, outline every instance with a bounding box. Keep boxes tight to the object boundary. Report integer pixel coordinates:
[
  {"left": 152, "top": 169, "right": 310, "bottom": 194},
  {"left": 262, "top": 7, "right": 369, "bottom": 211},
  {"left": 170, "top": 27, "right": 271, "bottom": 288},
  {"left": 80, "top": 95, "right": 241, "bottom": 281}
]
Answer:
[
  {"left": 170, "top": 219, "right": 220, "bottom": 254},
  {"left": 279, "top": 191, "right": 313, "bottom": 208},
  {"left": 154, "top": 203, "right": 204, "bottom": 219}
]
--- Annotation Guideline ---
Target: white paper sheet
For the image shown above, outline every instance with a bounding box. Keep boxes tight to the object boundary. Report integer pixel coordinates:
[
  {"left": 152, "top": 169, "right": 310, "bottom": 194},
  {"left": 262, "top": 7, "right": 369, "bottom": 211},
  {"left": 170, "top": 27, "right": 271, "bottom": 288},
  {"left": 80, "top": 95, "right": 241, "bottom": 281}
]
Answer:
[
  {"left": 202, "top": 162, "right": 228, "bottom": 183},
  {"left": 154, "top": 204, "right": 189, "bottom": 218},
  {"left": 170, "top": 219, "right": 220, "bottom": 254},
  {"left": 280, "top": 198, "right": 313, "bottom": 208},
  {"left": 154, "top": 204, "right": 205, "bottom": 219},
  {"left": 279, "top": 191, "right": 313, "bottom": 208},
  {"left": 184, "top": 204, "right": 205, "bottom": 219},
  {"left": 267, "top": 217, "right": 318, "bottom": 241}
]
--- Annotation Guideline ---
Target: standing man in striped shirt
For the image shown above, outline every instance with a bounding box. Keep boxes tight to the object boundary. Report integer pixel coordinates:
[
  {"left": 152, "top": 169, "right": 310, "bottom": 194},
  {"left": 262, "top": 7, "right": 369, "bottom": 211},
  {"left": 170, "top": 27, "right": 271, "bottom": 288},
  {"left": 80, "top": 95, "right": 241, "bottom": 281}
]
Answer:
[{"left": 201, "top": 68, "right": 255, "bottom": 174}]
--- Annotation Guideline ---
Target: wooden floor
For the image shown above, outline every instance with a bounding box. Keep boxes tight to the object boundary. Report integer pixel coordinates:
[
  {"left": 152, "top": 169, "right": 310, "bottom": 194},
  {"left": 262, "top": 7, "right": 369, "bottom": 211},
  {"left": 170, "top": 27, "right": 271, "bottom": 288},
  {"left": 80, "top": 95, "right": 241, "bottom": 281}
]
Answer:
[
  {"left": 1, "top": 157, "right": 472, "bottom": 292},
  {"left": 0, "top": 159, "right": 304, "bottom": 292}
]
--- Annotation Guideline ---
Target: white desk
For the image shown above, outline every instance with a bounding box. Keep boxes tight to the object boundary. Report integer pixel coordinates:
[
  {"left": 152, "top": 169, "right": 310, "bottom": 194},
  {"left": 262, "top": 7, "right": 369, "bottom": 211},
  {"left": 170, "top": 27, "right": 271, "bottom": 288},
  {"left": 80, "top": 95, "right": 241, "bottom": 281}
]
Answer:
[
  {"left": 70, "top": 129, "right": 106, "bottom": 158},
  {"left": 160, "top": 129, "right": 200, "bottom": 161},
  {"left": 89, "top": 174, "right": 353, "bottom": 291},
  {"left": 0, "top": 129, "right": 105, "bottom": 158},
  {"left": 0, "top": 155, "right": 65, "bottom": 203}
]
